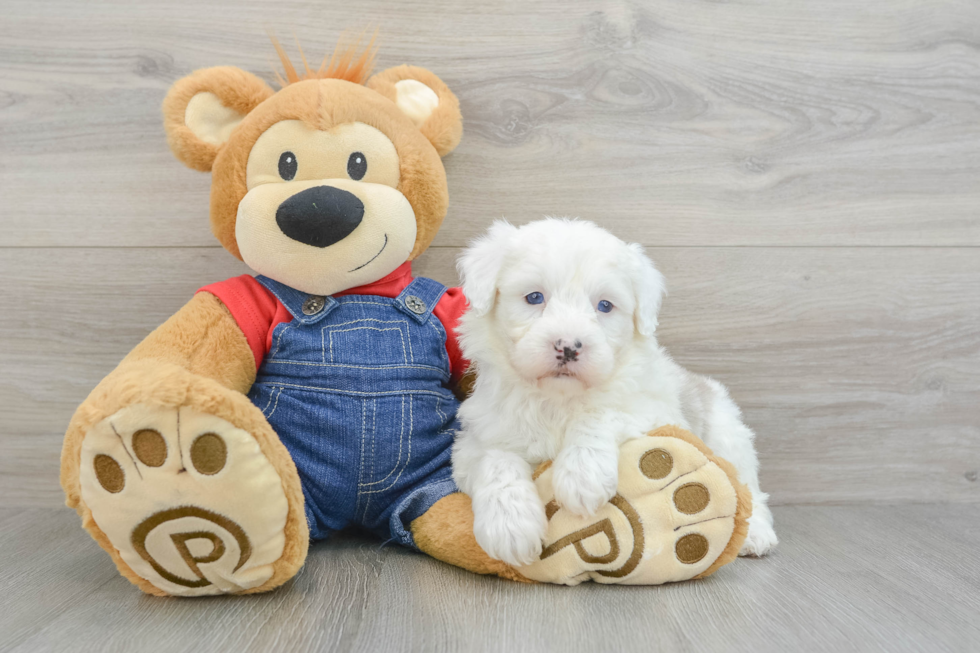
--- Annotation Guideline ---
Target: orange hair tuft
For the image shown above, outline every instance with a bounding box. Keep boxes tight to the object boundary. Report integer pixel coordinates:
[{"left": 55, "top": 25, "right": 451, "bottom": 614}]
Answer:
[{"left": 270, "top": 30, "right": 378, "bottom": 87}]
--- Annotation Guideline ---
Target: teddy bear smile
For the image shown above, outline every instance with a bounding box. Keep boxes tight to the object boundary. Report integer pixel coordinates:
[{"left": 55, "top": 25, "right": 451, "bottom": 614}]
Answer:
[{"left": 349, "top": 233, "right": 388, "bottom": 272}]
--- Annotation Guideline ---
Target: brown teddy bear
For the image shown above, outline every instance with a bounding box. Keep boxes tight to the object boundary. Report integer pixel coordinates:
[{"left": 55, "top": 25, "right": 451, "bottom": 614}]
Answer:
[{"left": 60, "top": 38, "right": 751, "bottom": 596}]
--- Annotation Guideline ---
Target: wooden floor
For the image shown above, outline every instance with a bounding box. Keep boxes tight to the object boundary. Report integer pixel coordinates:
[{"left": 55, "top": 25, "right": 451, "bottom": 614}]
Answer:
[
  {"left": 1, "top": 0, "right": 978, "bottom": 650},
  {"left": 1, "top": 505, "right": 978, "bottom": 652}
]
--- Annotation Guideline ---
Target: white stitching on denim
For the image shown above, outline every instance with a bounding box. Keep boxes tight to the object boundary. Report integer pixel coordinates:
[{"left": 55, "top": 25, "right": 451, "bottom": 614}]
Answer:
[
  {"left": 434, "top": 395, "right": 447, "bottom": 425},
  {"left": 396, "top": 395, "right": 414, "bottom": 490},
  {"left": 322, "top": 318, "right": 407, "bottom": 328},
  {"left": 360, "top": 395, "right": 405, "bottom": 488},
  {"left": 426, "top": 318, "right": 451, "bottom": 371},
  {"left": 357, "top": 399, "right": 378, "bottom": 519},
  {"left": 263, "top": 361, "right": 438, "bottom": 371},
  {"left": 361, "top": 394, "right": 414, "bottom": 496},
  {"left": 355, "top": 399, "right": 368, "bottom": 517},
  {"left": 371, "top": 399, "right": 377, "bottom": 481},
  {"left": 326, "top": 324, "right": 410, "bottom": 364},
  {"left": 271, "top": 323, "right": 292, "bottom": 359},
  {"left": 259, "top": 387, "right": 276, "bottom": 415},
  {"left": 265, "top": 387, "right": 283, "bottom": 420},
  {"left": 259, "top": 359, "right": 450, "bottom": 380},
  {"left": 331, "top": 327, "right": 407, "bottom": 362},
  {"left": 250, "top": 381, "right": 453, "bottom": 399}
]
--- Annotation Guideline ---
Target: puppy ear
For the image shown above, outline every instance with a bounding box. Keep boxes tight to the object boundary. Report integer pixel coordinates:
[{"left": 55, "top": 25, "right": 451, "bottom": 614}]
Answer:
[
  {"left": 367, "top": 65, "right": 462, "bottom": 157},
  {"left": 457, "top": 221, "right": 519, "bottom": 316},
  {"left": 627, "top": 243, "right": 667, "bottom": 337},
  {"left": 162, "top": 66, "right": 274, "bottom": 172}
]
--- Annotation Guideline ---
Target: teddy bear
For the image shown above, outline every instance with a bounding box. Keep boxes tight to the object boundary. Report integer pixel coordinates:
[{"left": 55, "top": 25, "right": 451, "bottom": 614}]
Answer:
[{"left": 60, "top": 38, "right": 752, "bottom": 596}]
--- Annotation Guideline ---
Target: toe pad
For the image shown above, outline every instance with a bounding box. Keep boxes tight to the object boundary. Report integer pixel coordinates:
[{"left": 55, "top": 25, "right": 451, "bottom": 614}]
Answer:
[
  {"left": 519, "top": 432, "right": 742, "bottom": 585},
  {"left": 79, "top": 404, "right": 291, "bottom": 596}
]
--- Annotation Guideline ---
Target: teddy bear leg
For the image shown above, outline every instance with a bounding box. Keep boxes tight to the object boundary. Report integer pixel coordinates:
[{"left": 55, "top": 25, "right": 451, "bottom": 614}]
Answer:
[
  {"left": 411, "top": 492, "right": 532, "bottom": 583},
  {"left": 62, "top": 363, "right": 308, "bottom": 596},
  {"left": 518, "top": 426, "right": 752, "bottom": 585}
]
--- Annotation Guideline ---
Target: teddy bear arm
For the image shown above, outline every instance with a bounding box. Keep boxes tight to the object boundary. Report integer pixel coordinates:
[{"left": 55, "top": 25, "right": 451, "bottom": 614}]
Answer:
[
  {"left": 62, "top": 291, "right": 258, "bottom": 514},
  {"left": 119, "top": 291, "right": 256, "bottom": 395},
  {"left": 61, "top": 292, "right": 308, "bottom": 596}
]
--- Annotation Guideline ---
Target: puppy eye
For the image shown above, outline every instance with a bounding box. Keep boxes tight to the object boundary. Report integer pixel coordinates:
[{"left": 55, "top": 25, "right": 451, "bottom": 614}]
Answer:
[
  {"left": 597, "top": 300, "right": 614, "bottom": 313},
  {"left": 278, "top": 151, "right": 297, "bottom": 181},
  {"left": 347, "top": 152, "right": 367, "bottom": 180},
  {"left": 525, "top": 292, "right": 545, "bottom": 305}
]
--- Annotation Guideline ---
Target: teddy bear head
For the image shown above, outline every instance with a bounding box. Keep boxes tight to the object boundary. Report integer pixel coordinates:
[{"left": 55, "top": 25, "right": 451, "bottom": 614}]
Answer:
[{"left": 162, "top": 40, "right": 462, "bottom": 295}]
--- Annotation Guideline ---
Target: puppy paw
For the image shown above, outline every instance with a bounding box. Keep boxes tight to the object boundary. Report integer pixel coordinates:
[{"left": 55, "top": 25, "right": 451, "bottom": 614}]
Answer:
[
  {"left": 740, "top": 510, "right": 778, "bottom": 557},
  {"left": 552, "top": 445, "right": 618, "bottom": 517},
  {"left": 473, "top": 484, "right": 547, "bottom": 567}
]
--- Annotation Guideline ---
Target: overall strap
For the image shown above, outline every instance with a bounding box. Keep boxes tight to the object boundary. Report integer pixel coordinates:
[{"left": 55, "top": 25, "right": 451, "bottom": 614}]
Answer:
[
  {"left": 253, "top": 275, "right": 339, "bottom": 325},
  {"left": 394, "top": 277, "right": 447, "bottom": 324}
]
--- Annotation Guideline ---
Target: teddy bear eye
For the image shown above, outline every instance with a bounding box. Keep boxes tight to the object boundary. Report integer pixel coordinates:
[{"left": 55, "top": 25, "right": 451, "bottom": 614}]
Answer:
[
  {"left": 525, "top": 292, "right": 544, "bottom": 305},
  {"left": 347, "top": 152, "right": 367, "bottom": 181},
  {"left": 278, "top": 151, "right": 297, "bottom": 181},
  {"left": 597, "top": 300, "right": 614, "bottom": 313}
]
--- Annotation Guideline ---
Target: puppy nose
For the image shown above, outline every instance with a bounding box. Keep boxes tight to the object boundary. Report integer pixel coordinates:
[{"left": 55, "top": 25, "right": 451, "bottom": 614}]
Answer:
[
  {"left": 276, "top": 185, "right": 364, "bottom": 248},
  {"left": 554, "top": 339, "right": 583, "bottom": 362}
]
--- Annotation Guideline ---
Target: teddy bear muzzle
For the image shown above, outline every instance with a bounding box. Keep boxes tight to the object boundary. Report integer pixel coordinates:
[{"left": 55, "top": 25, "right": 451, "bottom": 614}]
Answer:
[{"left": 275, "top": 185, "right": 365, "bottom": 248}]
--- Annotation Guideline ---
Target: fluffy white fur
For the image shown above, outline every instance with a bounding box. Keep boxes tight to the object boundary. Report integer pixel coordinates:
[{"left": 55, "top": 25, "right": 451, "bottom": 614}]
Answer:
[{"left": 452, "top": 218, "right": 777, "bottom": 566}]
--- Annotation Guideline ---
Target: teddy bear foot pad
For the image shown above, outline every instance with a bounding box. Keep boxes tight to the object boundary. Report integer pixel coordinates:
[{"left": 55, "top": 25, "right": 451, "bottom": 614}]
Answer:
[
  {"left": 519, "top": 429, "right": 748, "bottom": 585},
  {"left": 79, "top": 404, "right": 291, "bottom": 596}
]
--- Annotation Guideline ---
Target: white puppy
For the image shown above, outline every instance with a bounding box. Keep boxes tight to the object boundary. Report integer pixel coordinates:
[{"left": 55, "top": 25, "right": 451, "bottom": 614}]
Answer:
[{"left": 452, "top": 218, "right": 777, "bottom": 567}]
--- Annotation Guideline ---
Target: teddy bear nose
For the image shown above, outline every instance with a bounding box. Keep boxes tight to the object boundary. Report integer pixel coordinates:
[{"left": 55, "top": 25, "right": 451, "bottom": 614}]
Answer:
[{"left": 276, "top": 185, "right": 365, "bottom": 248}]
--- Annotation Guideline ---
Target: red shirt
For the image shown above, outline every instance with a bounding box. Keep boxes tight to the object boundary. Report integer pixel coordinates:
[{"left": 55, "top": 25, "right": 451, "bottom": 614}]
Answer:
[{"left": 198, "top": 262, "right": 469, "bottom": 384}]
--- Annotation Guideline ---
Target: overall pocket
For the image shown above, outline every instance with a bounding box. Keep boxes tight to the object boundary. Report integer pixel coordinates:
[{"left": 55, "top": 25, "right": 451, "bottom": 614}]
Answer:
[
  {"left": 356, "top": 394, "right": 413, "bottom": 493},
  {"left": 321, "top": 317, "right": 415, "bottom": 365}
]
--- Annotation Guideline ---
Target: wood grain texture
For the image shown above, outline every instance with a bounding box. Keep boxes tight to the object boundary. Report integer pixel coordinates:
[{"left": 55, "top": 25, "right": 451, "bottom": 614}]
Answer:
[
  {"left": 1, "top": 247, "right": 977, "bottom": 508},
  {"left": 1, "top": 0, "right": 979, "bottom": 248},
  {"left": 2, "top": 506, "right": 978, "bottom": 652}
]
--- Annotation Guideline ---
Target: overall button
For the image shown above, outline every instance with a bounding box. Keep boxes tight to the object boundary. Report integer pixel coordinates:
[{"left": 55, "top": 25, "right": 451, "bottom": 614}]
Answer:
[
  {"left": 405, "top": 295, "right": 426, "bottom": 314},
  {"left": 302, "top": 296, "right": 326, "bottom": 315}
]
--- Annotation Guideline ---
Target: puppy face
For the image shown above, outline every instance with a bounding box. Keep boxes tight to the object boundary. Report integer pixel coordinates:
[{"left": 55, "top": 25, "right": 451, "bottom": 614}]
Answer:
[{"left": 459, "top": 219, "right": 666, "bottom": 390}]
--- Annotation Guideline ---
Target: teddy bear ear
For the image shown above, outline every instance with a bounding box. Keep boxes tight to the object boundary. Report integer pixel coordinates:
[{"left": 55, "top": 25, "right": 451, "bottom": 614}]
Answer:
[
  {"left": 162, "top": 66, "right": 275, "bottom": 172},
  {"left": 367, "top": 65, "right": 462, "bottom": 157}
]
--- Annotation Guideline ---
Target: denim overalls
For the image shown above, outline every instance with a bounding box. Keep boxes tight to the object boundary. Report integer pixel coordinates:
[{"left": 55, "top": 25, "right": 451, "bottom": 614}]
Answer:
[{"left": 247, "top": 275, "right": 461, "bottom": 547}]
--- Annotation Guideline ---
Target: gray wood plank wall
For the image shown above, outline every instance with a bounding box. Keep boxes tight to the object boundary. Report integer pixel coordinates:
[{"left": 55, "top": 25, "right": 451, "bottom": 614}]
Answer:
[{"left": 1, "top": 0, "right": 978, "bottom": 509}]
